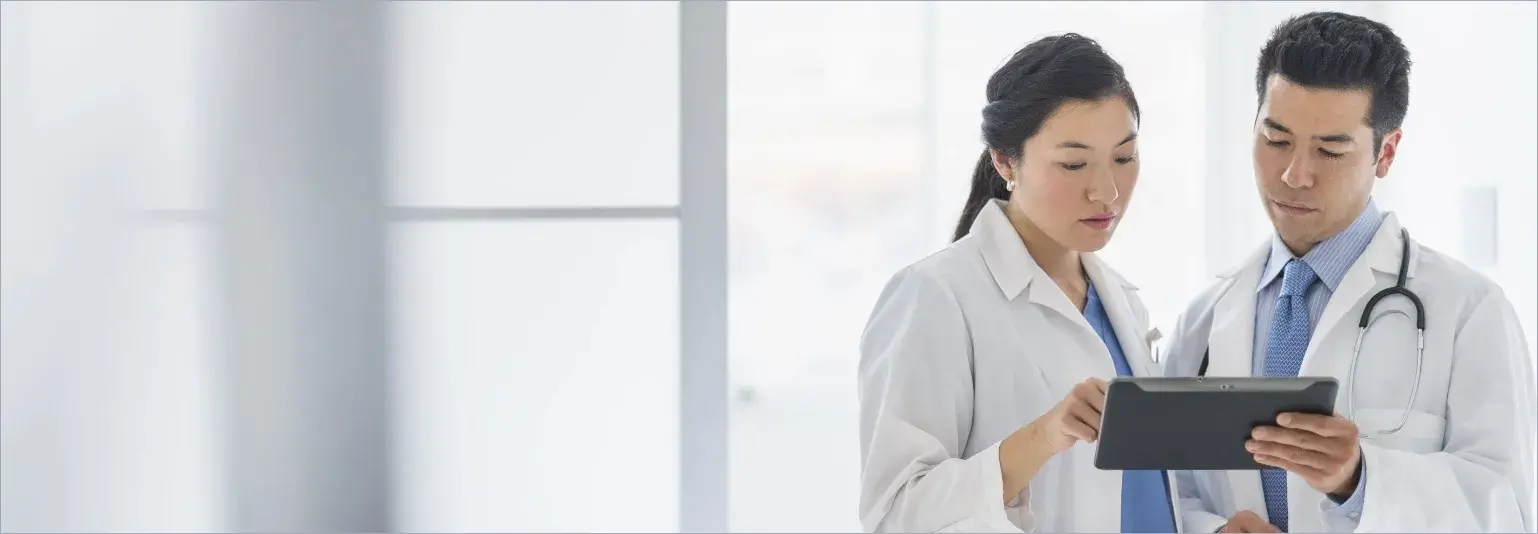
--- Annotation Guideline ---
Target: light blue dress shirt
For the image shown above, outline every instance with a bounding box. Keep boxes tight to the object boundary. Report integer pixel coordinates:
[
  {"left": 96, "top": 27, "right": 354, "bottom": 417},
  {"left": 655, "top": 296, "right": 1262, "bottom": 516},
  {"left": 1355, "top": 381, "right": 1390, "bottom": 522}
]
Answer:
[
  {"left": 1085, "top": 282, "right": 1177, "bottom": 533},
  {"left": 1252, "top": 199, "right": 1383, "bottom": 524}
]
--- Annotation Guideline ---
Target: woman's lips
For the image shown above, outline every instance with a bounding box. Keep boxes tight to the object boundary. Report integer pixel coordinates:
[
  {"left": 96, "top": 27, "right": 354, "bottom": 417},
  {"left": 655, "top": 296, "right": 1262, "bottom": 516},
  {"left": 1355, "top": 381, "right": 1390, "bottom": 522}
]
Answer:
[{"left": 1081, "top": 213, "right": 1116, "bottom": 230}]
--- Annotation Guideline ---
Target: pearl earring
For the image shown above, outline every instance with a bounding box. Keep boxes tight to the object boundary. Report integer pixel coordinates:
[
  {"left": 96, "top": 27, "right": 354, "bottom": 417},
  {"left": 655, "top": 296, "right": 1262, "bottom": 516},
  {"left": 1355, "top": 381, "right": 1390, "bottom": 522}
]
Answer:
[{"left": 1005, "top": 180, "right": 1015, "bottom": 192}]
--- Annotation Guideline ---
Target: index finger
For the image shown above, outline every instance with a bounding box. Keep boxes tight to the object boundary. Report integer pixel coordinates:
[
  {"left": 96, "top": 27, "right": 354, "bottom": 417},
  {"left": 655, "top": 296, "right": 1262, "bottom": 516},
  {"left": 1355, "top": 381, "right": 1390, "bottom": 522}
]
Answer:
[
  {"left": 1072, "top": 383, "right": 1106, "bottom": 413},
  {"left": 1276, "top": 412, "right": 1352, "bottom": 437}
]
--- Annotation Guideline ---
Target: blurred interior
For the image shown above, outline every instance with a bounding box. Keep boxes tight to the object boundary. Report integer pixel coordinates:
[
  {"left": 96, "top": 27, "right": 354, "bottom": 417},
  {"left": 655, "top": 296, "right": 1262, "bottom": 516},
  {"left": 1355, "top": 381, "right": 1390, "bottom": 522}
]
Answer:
[{"left": 1, "top": 1, "right": 1533, "bottom": 532}]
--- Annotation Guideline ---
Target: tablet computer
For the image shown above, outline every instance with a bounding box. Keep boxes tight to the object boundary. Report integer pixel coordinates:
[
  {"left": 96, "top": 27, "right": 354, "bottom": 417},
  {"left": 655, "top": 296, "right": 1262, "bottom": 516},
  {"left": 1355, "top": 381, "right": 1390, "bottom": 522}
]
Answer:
[{"left": 1093, "top": 377, "right": 1338, "bottom": 471}]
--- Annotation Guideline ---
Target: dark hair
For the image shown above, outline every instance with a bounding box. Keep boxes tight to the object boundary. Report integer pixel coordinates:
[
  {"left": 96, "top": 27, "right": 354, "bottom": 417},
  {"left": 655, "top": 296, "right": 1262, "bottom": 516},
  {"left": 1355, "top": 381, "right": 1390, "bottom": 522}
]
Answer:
[
  {"left": 952, "top": 34, "right": 1140, "bottom": 242},
  {"left": 1255, "top": 11, "right": 1411, "bottom": 154}
]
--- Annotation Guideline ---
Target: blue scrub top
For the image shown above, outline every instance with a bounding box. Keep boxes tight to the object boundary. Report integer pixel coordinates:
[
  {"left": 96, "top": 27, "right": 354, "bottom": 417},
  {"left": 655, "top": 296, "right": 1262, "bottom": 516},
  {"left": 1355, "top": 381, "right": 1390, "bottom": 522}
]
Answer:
[{"left": 1084, "top": 282, "right": 1177, "bottom": 533}]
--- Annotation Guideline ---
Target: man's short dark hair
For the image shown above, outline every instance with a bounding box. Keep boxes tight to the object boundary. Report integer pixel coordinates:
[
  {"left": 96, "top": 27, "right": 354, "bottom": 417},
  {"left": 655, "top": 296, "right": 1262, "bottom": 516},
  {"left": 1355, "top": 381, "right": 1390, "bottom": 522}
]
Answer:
[{"left": 1256, "top": 11, "right": 1412, "bottom": 152}]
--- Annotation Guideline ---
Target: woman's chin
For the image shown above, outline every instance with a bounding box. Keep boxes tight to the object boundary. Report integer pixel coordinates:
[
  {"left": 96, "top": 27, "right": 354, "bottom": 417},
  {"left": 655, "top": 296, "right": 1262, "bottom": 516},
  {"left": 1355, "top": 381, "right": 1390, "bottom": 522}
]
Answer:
[{"left": 1064, "top": 230, "right": 1114, "bottom": 253}]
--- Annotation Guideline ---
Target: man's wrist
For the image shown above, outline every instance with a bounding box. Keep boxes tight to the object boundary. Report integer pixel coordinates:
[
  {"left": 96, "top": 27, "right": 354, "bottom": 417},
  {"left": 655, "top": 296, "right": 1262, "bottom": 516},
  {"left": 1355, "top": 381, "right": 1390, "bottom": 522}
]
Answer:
[{"left": 1327, "top": 452, "right": 1365, "bottom": 502}]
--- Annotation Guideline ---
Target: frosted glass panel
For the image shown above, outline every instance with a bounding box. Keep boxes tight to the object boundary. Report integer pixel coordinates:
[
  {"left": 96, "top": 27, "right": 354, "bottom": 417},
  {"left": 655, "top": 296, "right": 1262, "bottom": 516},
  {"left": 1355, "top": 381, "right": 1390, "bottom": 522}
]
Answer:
[
  {"left": 390, "top": 2, "right": 680, "bottom": 208},
  {"left": 391, "top": 221, "right": 680, "bottom": 532},
  {"left": 728, "top": 3, "right": 925, "bottom": 531},
  {"left": 0, "top": 223, "right": 222, "bottom": 531},
  {"left": 0, "top": 1, "right": 209, "bottom": 212}
]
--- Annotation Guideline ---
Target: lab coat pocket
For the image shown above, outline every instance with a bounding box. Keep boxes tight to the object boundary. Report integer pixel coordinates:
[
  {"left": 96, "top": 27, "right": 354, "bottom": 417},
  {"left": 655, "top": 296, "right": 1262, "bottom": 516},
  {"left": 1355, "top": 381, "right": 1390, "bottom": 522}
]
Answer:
[{"left": 1352, "top": 408, "right": 1445, "bottom": 454}]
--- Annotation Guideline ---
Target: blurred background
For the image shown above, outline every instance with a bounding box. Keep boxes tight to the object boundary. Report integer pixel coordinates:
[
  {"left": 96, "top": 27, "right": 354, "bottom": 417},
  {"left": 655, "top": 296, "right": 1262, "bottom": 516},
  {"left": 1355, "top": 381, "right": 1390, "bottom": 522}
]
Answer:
[{"left": 1, "top": 1, "right": 1533, "bottom": 532}]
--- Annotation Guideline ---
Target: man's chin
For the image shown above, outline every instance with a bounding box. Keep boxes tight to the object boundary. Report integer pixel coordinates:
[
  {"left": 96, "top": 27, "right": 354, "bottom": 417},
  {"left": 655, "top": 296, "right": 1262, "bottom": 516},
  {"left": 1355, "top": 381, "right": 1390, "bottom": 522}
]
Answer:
[{"left": 1274, "top": 226, "right": 1328, "bottom": 252}]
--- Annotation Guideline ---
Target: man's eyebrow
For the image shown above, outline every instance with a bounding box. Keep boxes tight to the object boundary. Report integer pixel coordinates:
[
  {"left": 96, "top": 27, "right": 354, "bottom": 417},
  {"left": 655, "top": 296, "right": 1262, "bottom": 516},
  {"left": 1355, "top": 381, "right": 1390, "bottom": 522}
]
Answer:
[{"left": 1263, "top": 118, "right": 1355, "bottom": 143}]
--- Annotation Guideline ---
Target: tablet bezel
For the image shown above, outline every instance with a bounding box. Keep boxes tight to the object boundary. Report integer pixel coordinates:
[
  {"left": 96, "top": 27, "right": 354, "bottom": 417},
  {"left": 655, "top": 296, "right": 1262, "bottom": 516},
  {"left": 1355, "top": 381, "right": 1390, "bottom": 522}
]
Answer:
[{"left": 1092, "top": 376, "right": 1339, "bottom": 471}]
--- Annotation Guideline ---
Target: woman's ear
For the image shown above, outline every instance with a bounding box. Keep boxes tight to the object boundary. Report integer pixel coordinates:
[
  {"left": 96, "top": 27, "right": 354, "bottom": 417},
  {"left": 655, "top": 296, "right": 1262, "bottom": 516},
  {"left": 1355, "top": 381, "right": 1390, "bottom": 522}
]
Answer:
[{"left": 990, "top": 149, "right": 1014, "bottom": 181}]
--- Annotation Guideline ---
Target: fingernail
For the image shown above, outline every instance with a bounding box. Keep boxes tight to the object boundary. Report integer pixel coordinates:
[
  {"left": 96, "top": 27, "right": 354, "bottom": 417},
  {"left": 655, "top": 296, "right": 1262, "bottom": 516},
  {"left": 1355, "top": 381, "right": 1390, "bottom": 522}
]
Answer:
[
  {"left": 1278, "top": 414, "right": 1292, "bottom": 425},
  {"left": 1245, "top": 441, "right": 1257, "bottom": 451}
]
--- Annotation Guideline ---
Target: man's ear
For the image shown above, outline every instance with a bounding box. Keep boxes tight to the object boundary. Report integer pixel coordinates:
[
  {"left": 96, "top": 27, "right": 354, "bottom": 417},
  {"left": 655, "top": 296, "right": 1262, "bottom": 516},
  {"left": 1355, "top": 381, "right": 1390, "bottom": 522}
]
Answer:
[
  {"left": 990, "top": 149, "right": 1014, "bottom": 181},
  {"left": 1375, "top": 129, "right": 1403, "bottom": 179}
]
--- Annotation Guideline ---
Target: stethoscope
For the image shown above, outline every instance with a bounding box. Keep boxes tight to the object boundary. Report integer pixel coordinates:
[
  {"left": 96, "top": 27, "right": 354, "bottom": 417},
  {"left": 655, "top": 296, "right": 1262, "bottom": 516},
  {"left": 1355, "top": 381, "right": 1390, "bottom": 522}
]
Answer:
[
  {"left": 1346, "top": 228, "right": 1425, "bottom": 437},
  {"left": 1195, "top": 228, "right": 1425, "bottom": 437}
]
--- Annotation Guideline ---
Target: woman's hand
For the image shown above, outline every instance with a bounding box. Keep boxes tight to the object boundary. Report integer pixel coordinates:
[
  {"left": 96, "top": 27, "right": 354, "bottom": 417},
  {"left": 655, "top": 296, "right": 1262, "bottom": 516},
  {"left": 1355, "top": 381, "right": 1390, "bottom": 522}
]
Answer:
[
  {"left": 1031, "top": 378, "right": 1109, "bottom": 452},
  {"left": 998, "top": 378, "right": 1108, "bottom": 502}
]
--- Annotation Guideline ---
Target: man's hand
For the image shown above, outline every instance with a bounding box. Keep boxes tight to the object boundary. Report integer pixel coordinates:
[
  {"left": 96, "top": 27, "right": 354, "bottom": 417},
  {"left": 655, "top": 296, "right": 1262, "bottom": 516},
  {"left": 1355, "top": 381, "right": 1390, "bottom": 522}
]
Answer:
[
  {"left": 1247, "top": 412, "right": 1362, "bottom": 496},
  {"left": 1218, "top": 510, "right": 1280, "bottom": 533}
]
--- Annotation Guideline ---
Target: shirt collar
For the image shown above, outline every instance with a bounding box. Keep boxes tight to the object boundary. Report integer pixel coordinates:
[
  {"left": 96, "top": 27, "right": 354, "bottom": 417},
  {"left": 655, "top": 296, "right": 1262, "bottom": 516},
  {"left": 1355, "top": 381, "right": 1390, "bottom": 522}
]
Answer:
[{"left": 1258, "top": 198, "right": 1386, "bottom": 293}]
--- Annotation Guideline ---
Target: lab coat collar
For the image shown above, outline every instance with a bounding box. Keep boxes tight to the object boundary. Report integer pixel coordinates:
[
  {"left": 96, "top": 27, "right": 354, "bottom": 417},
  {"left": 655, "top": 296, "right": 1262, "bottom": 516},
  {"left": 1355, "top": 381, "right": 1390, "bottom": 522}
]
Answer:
[
  {"left": 1218, "top": 240, "right": 1274, "bottom": 281},
  {"left": 1364, "top": 212, "right": 1418, "bottom": 279},
  {"left": 1219, "top": 211, "right": 1414, "bottom": 282},
  {"left": 1257, "top": 199, "right": 1385, "bottom": 293},
  {"left": 972, "top": 199, "right": 1038, "bottom": 301},
  {"left": 1083, "top": 251, "right": 1138, "bottom": 291}
]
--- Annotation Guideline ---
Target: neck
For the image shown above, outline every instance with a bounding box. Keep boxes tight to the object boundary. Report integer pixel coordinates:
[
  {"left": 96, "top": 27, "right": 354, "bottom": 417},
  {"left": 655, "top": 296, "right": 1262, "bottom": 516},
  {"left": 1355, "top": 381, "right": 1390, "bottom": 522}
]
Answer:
[
  {"left": 1005, "top": 203, "right": 1087, "bottom": 308},
  {"left": 1281, "top": 237, "right": 1316, "bottom": 258}
]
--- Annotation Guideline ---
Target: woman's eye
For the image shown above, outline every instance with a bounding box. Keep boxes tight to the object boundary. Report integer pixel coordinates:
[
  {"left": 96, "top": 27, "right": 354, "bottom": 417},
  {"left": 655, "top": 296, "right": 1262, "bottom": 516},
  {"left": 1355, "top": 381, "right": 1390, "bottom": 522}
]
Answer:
[
  {"left": 1114, "top": 156, "right": 1136, "bottom": 165},
  {"left": 1318, "top": 148, "right": 1345, "bottom": 159},
  {"left": 1265, "top": 139, "right": 1291, "bottom": 148},
  {"left": 1059, "top": 162, "right": 1087, "bottom": 171}
]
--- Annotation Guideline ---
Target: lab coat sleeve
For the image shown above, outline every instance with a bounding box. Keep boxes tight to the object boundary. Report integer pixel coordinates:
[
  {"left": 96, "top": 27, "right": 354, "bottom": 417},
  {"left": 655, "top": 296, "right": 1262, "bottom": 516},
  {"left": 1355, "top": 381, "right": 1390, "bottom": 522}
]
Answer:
[
  {"left": 1351, "top": 286, "right": 1536, "bottom": 533},
  {"left": 857, "top": 266, "right": 1027, "bottom": 533}
]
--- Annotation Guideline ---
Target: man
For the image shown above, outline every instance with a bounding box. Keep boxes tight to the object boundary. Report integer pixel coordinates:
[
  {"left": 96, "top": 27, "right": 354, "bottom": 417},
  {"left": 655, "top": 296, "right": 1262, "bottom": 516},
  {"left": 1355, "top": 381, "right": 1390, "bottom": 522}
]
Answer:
[{"left": 1163, "top": 11, "right": 1535, "bottom": 533}]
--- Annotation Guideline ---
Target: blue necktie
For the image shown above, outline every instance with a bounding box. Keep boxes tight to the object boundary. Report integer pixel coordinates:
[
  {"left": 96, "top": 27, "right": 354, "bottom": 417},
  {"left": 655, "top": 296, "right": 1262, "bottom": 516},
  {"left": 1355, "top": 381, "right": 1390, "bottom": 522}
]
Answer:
[{"left": 1261, "top": 260, "right": 1317, "bottom": 532}]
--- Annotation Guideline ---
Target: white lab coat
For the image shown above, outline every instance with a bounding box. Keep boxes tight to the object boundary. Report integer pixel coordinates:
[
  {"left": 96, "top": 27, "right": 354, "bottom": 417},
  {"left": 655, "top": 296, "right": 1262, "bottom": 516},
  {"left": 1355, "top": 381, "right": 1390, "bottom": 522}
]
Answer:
[
  {"left": 858, "top": 199, "right": 1176, "bottom": 533},
  {"left": 1163, "top": 213, "right": 1536, "bottom": 533}
]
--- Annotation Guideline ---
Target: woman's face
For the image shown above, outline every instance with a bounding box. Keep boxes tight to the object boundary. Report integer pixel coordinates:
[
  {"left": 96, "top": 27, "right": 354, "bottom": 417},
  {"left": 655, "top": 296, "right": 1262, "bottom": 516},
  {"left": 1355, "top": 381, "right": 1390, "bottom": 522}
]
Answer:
[{"left": 993, "top": 97, "right": 1139, "bottom": 253}]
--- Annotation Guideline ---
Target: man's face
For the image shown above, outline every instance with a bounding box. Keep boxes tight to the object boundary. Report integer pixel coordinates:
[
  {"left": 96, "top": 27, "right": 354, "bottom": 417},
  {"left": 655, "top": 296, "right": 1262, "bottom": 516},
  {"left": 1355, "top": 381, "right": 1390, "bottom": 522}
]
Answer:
[{"left": 1252, "top": 74, "right": 1400, "bottom": 254}]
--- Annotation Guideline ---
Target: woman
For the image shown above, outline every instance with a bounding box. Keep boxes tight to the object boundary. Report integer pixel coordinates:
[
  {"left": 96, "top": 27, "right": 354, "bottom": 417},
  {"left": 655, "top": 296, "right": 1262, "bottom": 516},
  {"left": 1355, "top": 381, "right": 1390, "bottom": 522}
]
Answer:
[{"left": 857, "top": 34, "right": 1175, "bottom": 533}]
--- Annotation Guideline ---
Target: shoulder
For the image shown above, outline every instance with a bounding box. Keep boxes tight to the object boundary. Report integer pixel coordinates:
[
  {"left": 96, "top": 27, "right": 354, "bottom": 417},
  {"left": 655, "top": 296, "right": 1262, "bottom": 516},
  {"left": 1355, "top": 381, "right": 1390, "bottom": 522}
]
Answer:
[
  {"left": 1177, "top": 274, "right": 1241, "bottom": 326},
  {"left": 1161, "top": 270, "right": 1245, "bottom": 376},
  {"left": 875, "top": 235, "right": 992, "bottom": 304},
  {"left": 1410, "top": 242, "right": 1509, "bottom": 324},
  {"left": 862, "top": 237, "right": 999, "bottom": 340}
]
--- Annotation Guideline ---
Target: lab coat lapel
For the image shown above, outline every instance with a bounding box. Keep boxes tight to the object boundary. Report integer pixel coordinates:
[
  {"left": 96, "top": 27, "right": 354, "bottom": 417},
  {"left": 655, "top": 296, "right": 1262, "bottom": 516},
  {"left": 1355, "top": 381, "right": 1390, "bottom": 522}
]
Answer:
[
  {"left": 1207, "top": 241, "right": 1271, "bottom": 520},
  {"left": 1083, "top": 253, "right": 1156, "bottom": 377},
  {"left": 1300, "top": 214, "right": 1413, "bottom": 376},
  {"left": 1021, "top": 265, "right": 1117, "bottom": 385},
  {"left": 1207, "top": 242, "right": 1268, "bottom": 378},
  {"left": 971, "top": 200, "right": 1110, "bottom": 392}
]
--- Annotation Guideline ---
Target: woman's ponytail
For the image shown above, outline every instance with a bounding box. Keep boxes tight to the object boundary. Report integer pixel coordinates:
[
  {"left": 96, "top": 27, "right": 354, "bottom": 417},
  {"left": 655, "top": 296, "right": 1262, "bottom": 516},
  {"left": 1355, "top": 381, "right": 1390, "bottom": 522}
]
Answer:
[{"left": 951, "top": 150, "right": 1010, "bottom": 241}]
